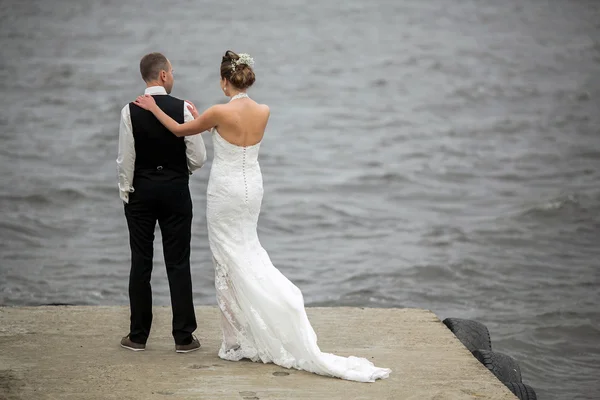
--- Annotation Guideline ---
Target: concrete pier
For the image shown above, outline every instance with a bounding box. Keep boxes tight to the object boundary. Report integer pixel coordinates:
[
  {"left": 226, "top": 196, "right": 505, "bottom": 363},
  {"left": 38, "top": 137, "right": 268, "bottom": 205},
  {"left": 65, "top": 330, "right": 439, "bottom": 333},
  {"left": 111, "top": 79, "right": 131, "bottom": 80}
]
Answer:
[{"left": 0, "top": 306, "right": 517, "bottom": 400}]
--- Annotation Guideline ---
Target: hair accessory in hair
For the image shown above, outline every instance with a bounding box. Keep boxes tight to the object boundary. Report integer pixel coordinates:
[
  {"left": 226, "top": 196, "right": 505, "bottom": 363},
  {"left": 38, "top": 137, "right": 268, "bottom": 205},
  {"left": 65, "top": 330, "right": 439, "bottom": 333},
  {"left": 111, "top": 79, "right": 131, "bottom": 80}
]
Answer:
[{"left": 231, "top": 53, "right": 254, "bottom": 72}]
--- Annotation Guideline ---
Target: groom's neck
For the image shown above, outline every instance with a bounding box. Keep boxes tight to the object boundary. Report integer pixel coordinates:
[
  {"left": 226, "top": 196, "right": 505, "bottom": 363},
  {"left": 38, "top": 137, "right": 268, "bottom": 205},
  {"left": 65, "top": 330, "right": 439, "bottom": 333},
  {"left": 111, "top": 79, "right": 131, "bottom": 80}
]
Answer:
[{"left": 146, "top": 81, "right": 163, "bottom": 88}]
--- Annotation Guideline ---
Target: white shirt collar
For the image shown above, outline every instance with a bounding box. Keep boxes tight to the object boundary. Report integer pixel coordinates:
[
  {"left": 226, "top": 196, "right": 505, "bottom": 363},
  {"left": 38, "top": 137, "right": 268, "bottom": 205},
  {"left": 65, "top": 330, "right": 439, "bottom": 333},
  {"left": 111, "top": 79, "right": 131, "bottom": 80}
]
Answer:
[{"left": 144, "top": 86, "right": 168, "bottom": 95}]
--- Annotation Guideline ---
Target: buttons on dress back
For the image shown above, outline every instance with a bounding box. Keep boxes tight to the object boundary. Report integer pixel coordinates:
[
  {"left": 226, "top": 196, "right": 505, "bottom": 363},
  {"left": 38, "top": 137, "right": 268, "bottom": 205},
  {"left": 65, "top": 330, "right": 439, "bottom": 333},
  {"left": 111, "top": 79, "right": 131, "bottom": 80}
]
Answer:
[{"left": 242, "top": 147, "right": 248, "bottom": 203}]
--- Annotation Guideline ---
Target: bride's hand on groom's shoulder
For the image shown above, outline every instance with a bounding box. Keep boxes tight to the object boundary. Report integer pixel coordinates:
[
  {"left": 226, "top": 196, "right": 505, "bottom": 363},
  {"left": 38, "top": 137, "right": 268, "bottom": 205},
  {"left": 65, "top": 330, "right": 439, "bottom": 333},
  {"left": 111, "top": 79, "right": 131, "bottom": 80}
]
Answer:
[
  {"left": 186, "top": 100, "right": 200, "bottom": 119},
  {"left": 133, "top": 94, "right": 156, "bottom": 111}
]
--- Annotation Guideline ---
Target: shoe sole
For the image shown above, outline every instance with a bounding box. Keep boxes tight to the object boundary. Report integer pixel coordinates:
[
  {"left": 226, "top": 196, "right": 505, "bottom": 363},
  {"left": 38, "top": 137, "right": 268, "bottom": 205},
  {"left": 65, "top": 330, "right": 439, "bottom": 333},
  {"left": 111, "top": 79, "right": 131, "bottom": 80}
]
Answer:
[
  {"left": 175, "top": 346, "right": 201, "bottom": 353},
  {"left": 120, "top": 344, "right": 145, "bottom": 352}
]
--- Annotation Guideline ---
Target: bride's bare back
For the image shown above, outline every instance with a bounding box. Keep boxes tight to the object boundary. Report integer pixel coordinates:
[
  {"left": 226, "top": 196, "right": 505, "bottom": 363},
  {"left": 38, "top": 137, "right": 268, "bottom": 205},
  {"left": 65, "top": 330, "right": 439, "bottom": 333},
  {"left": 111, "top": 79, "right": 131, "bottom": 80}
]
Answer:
[{"left": 213, "top": 97, "right": 270, "bottom": 147}]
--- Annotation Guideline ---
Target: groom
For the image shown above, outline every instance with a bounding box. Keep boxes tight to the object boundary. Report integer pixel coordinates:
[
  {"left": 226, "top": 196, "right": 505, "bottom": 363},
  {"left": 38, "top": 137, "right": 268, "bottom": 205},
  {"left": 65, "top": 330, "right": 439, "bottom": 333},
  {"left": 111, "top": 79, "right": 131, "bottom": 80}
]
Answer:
[{"left": 116, "top": 52, "right": 206, "bottom": 352}]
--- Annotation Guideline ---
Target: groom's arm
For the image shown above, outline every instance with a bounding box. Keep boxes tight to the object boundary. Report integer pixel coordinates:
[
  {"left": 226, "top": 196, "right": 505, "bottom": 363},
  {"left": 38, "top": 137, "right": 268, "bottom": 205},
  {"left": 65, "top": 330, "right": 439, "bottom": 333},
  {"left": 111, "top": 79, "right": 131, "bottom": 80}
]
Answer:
[
  {"left": 116, "top": 105, "right": 136, "bottom": 203},
  {"left": 183, "top": 101, "right": 207, "bottom": 173}
]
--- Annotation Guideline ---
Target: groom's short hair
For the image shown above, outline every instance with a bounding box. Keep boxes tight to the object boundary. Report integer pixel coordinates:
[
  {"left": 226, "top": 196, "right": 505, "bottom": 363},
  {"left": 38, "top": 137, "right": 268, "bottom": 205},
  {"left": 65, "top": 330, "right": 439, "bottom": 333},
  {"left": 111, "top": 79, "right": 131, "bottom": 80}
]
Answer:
[{"left": 140, "top": 52, "right": 169, "bottom": 82}]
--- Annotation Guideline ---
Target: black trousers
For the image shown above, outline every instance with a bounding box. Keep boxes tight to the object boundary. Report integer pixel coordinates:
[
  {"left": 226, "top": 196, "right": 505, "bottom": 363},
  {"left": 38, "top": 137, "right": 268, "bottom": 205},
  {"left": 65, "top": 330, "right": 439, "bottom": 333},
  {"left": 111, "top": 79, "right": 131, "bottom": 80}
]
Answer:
[{"left": 124, "top": 172, "right": 197, "bottom": 345}]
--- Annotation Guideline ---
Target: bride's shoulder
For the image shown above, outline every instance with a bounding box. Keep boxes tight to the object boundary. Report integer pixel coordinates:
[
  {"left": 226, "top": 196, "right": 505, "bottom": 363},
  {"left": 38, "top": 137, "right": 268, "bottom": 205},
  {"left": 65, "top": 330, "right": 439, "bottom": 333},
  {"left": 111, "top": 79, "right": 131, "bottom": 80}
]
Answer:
[
  {"left": 257, "top": 103, "right": 270, "bottom": 115},
  {"left": 208, "top": 103, "right": 228, "bottom": 115}
]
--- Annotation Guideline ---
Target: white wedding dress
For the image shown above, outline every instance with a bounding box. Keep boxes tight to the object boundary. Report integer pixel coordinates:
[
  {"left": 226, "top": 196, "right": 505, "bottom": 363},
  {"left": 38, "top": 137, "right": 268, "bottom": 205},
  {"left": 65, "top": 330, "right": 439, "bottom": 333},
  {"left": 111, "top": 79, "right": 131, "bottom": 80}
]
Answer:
[{"left": 206, "top": 97, "right": 391, "bottom": 383}]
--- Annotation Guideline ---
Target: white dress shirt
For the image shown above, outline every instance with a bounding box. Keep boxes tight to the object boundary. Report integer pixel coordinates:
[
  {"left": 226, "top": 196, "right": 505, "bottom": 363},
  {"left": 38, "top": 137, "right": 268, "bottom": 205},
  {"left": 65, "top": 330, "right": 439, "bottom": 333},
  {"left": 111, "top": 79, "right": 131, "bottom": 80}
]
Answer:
[{"left": 116, "top": 86, "right": 207, "bottom": 203}]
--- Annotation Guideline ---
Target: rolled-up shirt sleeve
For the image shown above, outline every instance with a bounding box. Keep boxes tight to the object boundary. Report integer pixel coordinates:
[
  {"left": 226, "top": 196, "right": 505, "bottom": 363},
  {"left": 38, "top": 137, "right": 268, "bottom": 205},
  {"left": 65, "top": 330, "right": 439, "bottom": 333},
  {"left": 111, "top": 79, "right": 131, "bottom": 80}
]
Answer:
[
  {"left": 116, "top": 105, "right": 136, "bottom": 203},
  {"left": 183, "top": 101, "right": 207, "bottom": 173}
]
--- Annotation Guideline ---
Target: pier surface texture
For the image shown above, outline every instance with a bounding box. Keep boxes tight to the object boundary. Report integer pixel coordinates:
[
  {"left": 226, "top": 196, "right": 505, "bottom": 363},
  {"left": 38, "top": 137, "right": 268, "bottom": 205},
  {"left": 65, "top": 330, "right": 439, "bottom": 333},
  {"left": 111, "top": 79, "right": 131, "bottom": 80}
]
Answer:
[{"left": 0, "top": 306, "right": 517, "bottom": 400}]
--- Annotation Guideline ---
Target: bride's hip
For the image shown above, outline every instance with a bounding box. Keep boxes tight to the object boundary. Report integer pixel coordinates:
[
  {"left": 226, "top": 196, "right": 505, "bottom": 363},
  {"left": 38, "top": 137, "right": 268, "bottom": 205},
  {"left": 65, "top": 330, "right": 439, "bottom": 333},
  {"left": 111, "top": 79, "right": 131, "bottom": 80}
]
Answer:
[
  {"left": 207, "top": 180, "right": 263, "bottom": 199},
  {"left": 206, "top": 189, "right": 263, "bottom": 211}
]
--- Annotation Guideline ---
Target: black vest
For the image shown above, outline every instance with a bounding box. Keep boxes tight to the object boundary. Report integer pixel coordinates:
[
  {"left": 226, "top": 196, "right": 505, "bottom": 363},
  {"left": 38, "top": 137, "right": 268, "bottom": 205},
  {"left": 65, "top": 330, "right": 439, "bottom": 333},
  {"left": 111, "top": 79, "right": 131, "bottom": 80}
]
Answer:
[{"left": 129, "top": 95, "right": 188, "bottom": 179}]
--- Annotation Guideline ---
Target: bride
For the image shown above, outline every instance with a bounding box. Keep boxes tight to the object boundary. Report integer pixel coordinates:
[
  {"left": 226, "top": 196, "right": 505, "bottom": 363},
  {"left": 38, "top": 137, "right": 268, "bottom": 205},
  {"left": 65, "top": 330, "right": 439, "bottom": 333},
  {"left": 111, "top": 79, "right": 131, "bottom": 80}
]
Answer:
[{"left": 133, "top": 50, "right": 391, "bottom": 382}]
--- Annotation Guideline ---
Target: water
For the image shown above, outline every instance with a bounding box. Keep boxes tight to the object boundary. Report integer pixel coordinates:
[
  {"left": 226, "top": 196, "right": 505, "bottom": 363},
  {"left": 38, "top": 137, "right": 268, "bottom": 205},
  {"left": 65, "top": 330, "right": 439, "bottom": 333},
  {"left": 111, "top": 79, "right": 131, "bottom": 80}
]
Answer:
[{"left": 1, "top": 0, "right": 599, "bottom": 398}]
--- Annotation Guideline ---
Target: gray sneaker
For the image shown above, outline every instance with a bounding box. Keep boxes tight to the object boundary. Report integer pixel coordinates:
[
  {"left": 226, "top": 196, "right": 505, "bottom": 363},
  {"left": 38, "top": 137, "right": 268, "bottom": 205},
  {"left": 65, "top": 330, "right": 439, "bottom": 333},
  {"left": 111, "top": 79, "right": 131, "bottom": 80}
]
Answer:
[
  {"left": 120, "top": 335, "right": 146, "bottom": 351},
  {"left": 175, "top": 336, "right": 201, "bottom": 353}
]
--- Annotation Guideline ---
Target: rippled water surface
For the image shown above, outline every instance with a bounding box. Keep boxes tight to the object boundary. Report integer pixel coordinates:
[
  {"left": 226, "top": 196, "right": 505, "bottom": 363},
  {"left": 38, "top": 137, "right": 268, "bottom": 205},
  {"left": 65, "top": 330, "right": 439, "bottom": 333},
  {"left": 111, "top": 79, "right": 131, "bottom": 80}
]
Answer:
[{"left": 1, "top": 0, "right": 599, "bottom": 398}]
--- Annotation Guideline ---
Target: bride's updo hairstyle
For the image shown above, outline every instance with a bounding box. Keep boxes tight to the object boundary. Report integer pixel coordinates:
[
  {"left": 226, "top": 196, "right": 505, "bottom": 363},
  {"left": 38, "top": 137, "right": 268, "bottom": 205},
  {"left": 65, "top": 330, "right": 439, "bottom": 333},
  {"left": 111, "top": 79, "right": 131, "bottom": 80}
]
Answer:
[{"left": 220, "top": 50, "right": 255, "bottom": 90}]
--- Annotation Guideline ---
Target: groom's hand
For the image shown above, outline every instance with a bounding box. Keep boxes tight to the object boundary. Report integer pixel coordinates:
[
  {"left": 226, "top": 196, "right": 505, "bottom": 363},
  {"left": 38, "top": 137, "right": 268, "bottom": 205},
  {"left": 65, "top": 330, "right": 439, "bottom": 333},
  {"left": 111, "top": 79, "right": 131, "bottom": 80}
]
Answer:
[{"left": 186, "top": 101, "right": 200, "bottom": 119}]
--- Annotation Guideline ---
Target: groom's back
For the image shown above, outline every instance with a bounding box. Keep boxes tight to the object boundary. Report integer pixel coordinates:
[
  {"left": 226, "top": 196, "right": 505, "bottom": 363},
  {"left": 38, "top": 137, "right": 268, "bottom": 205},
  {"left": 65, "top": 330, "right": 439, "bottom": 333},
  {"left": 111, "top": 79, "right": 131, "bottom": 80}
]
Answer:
[{"left": 129, "top": 95, "right": 187, "bottom": 177}]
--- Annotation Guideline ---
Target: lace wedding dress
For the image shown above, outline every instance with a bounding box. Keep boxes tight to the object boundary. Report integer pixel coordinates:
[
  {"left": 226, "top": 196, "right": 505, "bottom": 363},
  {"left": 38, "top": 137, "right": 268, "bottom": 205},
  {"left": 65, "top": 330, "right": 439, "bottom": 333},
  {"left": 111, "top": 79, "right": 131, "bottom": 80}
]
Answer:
[{"left": 206, "top": 94, "right": 391, "bottom": 382}]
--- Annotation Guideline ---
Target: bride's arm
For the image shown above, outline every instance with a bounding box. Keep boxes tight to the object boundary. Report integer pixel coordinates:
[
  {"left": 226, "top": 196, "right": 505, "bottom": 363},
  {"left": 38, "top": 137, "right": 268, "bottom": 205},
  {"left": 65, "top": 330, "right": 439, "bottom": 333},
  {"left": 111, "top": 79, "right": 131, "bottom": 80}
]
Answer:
[{"left": 133, "top": 94, "right": 220, "bottom": 137}]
